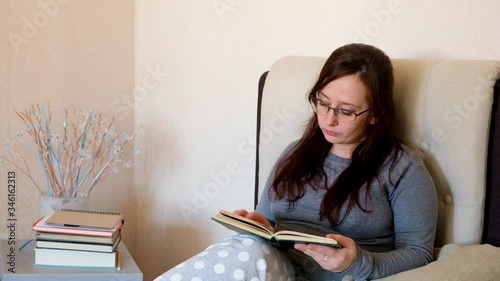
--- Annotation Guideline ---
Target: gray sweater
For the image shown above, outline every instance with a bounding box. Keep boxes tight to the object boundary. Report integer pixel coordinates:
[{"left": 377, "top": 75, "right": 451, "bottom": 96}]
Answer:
[{"left": 256, "top": 142, "right": 438, "bottom": 281}]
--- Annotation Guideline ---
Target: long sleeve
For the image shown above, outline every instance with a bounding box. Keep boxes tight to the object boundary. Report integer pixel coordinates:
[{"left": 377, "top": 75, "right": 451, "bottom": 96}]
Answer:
[{"left": 342, "top": 154, "right": 438, "bottom": 280}]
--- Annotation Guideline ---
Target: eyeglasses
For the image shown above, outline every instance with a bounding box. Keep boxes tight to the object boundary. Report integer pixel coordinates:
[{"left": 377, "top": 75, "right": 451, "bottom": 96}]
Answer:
[{"left": 309, "top": 97, "right": 370, "bottom": 121}]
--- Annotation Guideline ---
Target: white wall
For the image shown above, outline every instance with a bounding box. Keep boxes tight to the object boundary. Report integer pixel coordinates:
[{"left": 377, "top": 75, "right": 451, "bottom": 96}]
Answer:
[{"left": 135, "top": 1, "right": 500, "bottom": 280}]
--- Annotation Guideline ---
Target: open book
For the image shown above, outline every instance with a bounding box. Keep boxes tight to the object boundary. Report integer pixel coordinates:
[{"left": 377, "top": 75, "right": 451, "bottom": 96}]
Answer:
[{"left": 211, "top": 210, "right": 341, "bottom": 248}]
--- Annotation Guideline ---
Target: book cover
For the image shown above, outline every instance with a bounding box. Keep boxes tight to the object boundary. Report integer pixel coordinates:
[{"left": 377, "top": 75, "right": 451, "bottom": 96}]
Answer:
[
  {"left": 33, "top": 212, "right": 123, "bottom": 238},
  {"left": 212, "top": 210, "right": 341, "bottom": 248},
  {"left": 34, "top": 247, "right": 117, "bottom": 268},
  {"left": 46, "top": 209, "right": 123, "bottom": 229},
  {"left": 35, "top": 236, "right": 121, "bottom": 253},
  {"left": 35, "top": 231, "right": 121, "bottom": 244}
]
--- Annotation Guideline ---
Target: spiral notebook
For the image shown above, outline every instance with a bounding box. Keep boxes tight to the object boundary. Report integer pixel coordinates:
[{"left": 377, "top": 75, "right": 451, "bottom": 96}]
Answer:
[{"left": 45, "top": 209, "right": 123, "bottom": 229}]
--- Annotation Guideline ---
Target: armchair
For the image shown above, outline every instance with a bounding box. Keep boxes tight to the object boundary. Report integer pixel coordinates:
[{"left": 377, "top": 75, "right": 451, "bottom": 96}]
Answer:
[{"left": 255, "top": 57, "right": 500, "bottom": 280}]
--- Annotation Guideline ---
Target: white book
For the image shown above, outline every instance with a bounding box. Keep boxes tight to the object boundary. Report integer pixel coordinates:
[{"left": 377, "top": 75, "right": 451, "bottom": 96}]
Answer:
[
  {"left": 36, "top": 237, "right": 120, "bottom": 253},
  {"left": 35, "top": 247, "right": 117, "bottom": 268}
]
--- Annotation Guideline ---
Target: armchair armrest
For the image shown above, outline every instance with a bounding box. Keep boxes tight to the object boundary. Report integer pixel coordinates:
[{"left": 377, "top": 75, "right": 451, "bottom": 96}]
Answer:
[{"left": 374, "top": 244, "right": 500, "bottom": 281}]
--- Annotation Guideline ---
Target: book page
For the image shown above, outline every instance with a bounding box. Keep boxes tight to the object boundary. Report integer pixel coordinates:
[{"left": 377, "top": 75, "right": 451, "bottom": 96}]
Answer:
[
  {"left": 212, "top": 215, "right": 274, "bottom": 240},
  {"left": 218, "top": 210, "right": 275, "bottom": 234},
  {"left": 273, "top": 231, "right": 341, "bottom": 247},
  {"left": 212, "top": 210, "right": 341, "bottom": 248}
]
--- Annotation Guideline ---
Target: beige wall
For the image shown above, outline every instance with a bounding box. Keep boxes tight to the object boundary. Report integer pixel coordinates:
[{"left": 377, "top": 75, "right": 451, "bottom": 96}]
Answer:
[
  {"left": 0, "top": 1, "right": 6, "bottom": 143},
  {"left": 135, "top": 1, "right": 500, "bottom": 280},
  {"left": 0, "top": 0, "right": 137, "bottom": 258}
]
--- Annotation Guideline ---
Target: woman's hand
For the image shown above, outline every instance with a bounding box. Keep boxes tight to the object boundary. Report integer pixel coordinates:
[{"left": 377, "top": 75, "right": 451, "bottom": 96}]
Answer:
[
  {"left": 293, "top": 234, "right": 357, "bottom": 272},
  {"left": 232, "top": 209, "right": 275, "bottom": 232}
]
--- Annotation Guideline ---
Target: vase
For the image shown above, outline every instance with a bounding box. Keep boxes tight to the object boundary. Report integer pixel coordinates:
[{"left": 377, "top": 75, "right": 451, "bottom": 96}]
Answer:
[{"left": 39, "top": 196, "right": 90, "bottom": 217}]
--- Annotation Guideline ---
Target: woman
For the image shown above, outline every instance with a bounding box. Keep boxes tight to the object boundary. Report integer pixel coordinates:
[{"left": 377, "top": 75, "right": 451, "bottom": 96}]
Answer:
[{"left": 156, "top": 43, "right": 437, "bottom": 281}]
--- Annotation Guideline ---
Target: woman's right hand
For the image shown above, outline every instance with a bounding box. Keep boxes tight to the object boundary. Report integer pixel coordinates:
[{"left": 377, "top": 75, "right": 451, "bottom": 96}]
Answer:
[{"left": 232, "top": 209, "right": 275, "bottom": 232}]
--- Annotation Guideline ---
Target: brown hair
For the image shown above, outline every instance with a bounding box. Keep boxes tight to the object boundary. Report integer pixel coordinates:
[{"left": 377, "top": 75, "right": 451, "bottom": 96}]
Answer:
[{"left": 270, "top": 43, "right": 401, "bottom": 226}]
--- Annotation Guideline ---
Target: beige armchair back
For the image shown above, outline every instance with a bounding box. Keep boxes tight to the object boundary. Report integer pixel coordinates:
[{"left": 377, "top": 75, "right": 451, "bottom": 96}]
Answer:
[{"left": 255, "top": 57, "right": 500, "bottom": 248}]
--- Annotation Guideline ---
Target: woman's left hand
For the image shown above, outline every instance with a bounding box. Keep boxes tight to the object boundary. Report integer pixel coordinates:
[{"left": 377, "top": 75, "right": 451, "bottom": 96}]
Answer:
[{"left": 293, "top": 234, "right": 357, "bottom": 272}]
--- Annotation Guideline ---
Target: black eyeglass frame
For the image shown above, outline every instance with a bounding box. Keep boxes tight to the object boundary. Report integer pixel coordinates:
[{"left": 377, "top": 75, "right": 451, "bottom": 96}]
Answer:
[{"left": 308, "top": 96, "right": 370, "bottom": 121}]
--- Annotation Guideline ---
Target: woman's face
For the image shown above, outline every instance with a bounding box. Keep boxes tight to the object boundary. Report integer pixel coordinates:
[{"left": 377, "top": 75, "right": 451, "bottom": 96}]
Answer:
[{"left": 316, "top": 74, "right": 374, "bottom": 158}]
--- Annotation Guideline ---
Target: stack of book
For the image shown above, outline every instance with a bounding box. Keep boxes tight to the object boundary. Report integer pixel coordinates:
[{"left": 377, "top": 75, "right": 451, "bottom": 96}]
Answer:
[{"left": 32, "top": 209, "right": 123, "bottom": 268}]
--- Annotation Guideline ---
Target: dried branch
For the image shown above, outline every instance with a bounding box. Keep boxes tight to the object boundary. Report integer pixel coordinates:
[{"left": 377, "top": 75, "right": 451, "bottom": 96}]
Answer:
[{"left": 1, "top": 104, "right": 140, "bottom": 197}]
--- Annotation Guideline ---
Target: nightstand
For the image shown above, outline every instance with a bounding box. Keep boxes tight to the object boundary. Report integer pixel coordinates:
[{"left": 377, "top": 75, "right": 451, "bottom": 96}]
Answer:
[{"left": 0, "top": 239, "right": 143, "bottom": 281}]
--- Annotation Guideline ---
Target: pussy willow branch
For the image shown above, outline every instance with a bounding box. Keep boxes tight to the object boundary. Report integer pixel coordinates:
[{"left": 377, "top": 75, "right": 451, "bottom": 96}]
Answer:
[
  {"left": 84, "top": 126, "right": 141, "bottom": 196},
  {"left": 74, "top": 120, "right": 111, "bottom": 196},
  {"left": 2, "top": 104, "right": 139, "bottom": 197},
  {"left": 1, "top": 149, "right": 44, "bottom": 194},
  {"left": 14, "top": 106, "right": 63, "bottom": 196}
]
